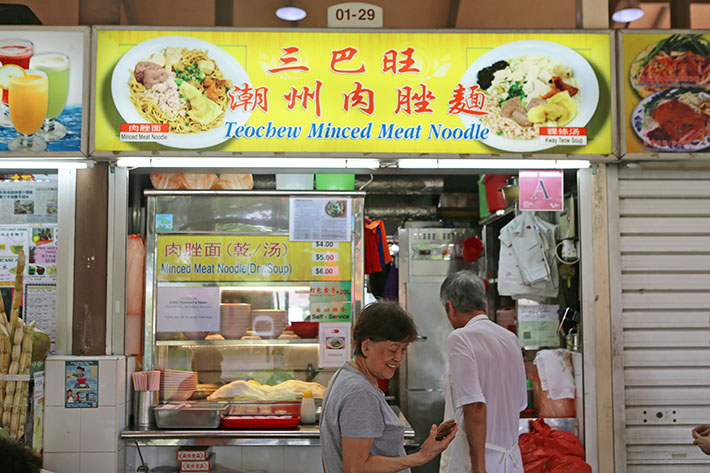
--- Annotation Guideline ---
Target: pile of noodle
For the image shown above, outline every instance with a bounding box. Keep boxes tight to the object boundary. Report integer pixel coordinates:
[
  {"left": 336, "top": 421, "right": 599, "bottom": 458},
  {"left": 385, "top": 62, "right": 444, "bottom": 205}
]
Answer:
[{"left": 128, "top": 48, "right": 232, "bottom": 134}]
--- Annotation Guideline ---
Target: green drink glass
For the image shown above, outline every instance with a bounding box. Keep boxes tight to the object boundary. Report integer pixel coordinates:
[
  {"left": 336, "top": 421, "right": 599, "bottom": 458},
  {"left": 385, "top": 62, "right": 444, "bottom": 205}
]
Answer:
[{"left": 29, "top": 52, "right": 70, "bottom": 141}]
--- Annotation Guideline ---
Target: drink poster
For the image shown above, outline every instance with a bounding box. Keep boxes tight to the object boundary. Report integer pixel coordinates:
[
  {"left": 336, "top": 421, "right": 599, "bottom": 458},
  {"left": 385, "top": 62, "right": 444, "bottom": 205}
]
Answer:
[
  {"left": 0, "top": 27, "right": 87, "bottom": 153},
  {"left": 0, "top": 225, "right": 28, "bottom": 287},
  {"left": 64, "top": 360, "right": 98, "bottom": 408},
  {"left": 27, "top": 225, "right": 57, "bottom": 282},
  {"left": 94, "top": 29, "right": 612, "bottom": 156},
  {"left": 621, "top": 32, "right": 710, "bottom": 155}
]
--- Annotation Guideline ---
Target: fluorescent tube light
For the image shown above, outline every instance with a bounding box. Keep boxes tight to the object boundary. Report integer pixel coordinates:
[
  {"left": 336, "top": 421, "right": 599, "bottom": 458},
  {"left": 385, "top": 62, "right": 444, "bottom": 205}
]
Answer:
[
  {"left": 0, "top": 160, "right": 91, "bottom": 169},
  {"left": 116, "top": 157, "right": 383, "bottom": 169},
  {"left": 398, "top": 159, "right": 590, "bottom": 170},
  {"left": 116, "top": 157, "right": 590, "bottom": 170}
]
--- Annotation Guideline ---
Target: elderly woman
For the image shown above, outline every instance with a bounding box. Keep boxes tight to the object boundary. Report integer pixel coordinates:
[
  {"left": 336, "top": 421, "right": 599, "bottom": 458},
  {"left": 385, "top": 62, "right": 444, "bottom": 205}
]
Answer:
[{"left": 320, "top": 300, "right": 457, "bottom": 473}]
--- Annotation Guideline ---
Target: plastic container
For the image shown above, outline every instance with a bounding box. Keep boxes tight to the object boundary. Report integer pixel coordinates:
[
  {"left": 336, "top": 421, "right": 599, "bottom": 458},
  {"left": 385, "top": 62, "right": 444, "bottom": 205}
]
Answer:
[
  {"left": 483, "top": 174, "right": 513, "bottom": 213},
  {"left": 315, "top": 174, "right": 355, "bottom": 190},
  {"left": 275, "top": 174, "right": 314, "bottom": 190},
  {"left": 300, "top": 390, "right": 316, "bottom": 424}
]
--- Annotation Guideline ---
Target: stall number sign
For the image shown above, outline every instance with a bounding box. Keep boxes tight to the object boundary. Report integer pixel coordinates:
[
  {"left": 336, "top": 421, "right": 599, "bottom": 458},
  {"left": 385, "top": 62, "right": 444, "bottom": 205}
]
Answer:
[
  {"left": 327, "top": 2, "right": 383, "bottom": 28},
  {"left": 519, "top": 170, "right": 564, "bottom": 211}
]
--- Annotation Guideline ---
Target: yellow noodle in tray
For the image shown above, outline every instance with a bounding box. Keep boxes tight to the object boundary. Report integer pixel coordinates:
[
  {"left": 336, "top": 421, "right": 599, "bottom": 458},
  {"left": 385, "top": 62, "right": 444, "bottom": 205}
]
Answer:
[{"left": 128, "top": 46, "right": 232, "bottom": 134}]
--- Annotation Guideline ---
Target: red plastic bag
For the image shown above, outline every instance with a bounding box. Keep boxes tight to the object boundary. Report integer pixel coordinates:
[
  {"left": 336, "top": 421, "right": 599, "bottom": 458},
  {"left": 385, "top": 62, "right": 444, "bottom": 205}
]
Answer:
[
  {"left": 546, "top": 454, "right": 591, "bottom": 473},
  {"left": 519, "top": 418, "right": 590, "bottom": 473}
]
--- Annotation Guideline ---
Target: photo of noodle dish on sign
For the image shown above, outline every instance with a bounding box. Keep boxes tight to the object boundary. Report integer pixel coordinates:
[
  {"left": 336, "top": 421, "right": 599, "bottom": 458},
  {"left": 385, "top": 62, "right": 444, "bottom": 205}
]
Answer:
[
  {"left": 111, "top": 36, "right": 252, "bottom": 149},
  {"left": 632, "top": 87, "right": 710, "bottom": 152},
  {"left": 458, "top": 40, "right": 600, "bottom": 152}
]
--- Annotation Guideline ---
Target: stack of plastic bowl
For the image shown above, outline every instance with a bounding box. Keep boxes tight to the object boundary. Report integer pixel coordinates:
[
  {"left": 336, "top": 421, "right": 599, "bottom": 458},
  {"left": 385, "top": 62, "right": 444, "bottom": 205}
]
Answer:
[
  {"left": 250, "top": 309, "right": 288, "bottom": 339},
  {"left": 158, "top": 369, "right": 198, "bottom": 402},
  {"left": 220, "top": 303, "right": 251, "bottom": 339}
]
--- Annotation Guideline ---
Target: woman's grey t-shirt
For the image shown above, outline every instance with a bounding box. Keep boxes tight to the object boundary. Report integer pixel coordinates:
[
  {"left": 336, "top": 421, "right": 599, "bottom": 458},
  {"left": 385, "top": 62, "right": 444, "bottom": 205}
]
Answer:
[{"left": 320, "top": 363, "right": 408, "bottom": 473}]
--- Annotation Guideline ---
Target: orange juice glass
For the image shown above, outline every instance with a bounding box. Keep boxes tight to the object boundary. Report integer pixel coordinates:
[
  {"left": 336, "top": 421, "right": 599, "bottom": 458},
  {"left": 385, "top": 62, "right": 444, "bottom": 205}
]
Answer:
[{"left": 8, "top": 71, "right": 48, "bottom": 152}]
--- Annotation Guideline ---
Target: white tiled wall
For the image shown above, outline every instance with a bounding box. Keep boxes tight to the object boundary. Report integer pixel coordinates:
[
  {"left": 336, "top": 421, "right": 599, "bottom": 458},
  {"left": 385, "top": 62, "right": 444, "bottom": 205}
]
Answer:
[
  {"left": 125, "top": 446, "right": 322, "bottom": 473},
  {"left": 44, "top": 355, "right": 134, "bottom": 473}
]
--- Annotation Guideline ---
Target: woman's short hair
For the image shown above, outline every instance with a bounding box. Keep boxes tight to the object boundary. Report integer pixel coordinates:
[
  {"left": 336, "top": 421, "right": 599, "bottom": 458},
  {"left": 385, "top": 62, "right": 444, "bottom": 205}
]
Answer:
[
  {"left": 0, "top": 437, "right": 42, "bottom": 473},
  {"left": 439, "top": 270, "right": 487, "bottom": 314},
  {"left": 352, "top": 301, "right": 417, "bottom": 357}
]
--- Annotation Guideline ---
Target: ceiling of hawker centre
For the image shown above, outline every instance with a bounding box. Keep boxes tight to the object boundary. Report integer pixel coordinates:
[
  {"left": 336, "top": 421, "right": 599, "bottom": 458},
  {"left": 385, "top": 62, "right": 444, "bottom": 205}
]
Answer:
[{"left": 9, "top": 0, "right": 710, "bottom": 29}]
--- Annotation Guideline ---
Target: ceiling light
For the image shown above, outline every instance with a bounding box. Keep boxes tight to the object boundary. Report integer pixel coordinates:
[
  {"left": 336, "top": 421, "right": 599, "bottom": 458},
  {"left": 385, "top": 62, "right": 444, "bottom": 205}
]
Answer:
[
  {"left": 398, "top": 159, "right": 590, "bottom": 170},
  {"left": 612, "top": 0, "right": 644, "bottom": 22},
  {"left": 276, "top": 6, "right": 306, "bottom": 21}
]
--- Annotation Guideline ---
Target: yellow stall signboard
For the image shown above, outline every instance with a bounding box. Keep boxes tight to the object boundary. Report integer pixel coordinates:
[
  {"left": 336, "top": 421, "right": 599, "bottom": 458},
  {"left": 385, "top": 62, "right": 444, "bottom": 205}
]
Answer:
[
  {"left": 95, "top": 30, "right": 612, "bottom": 155},
  {"left": 156, "top": 235, "right": 351, "bottom": 282},
  {"left": 622, "top": 32, "right": 710, "bottom": 155}
]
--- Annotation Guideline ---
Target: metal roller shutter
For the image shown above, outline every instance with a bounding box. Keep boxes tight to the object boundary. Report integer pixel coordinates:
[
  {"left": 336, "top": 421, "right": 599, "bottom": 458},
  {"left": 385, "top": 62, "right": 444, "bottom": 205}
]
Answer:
[{"left": 611, "top": 167, "right": 710, "bottom": 472}]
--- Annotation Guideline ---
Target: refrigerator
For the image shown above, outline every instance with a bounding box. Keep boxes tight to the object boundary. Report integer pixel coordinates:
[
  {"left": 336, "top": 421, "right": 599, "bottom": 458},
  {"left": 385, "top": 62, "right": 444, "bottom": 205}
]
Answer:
[{"left": 397, "top": 226, "right": 480, "bottom": 473}]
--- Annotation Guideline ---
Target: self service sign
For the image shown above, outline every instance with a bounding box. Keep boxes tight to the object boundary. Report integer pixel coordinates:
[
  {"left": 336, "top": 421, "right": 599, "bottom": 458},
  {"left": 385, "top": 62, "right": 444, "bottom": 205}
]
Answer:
[{"left": 93, "top": 29, "right": 612, "bottom": 155}]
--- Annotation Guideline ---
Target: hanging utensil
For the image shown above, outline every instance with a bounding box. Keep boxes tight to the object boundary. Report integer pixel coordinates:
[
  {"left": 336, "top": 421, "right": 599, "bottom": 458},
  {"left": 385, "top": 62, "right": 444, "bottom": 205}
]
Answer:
[{"left": 134, "top": 441, "right": 149, "bottom": 473}]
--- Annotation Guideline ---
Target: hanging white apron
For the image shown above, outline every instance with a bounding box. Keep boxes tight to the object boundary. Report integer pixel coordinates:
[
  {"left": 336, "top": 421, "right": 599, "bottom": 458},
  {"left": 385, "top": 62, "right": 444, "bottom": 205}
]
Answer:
[{"left": 485, "top": 441, "right": 522, "bottom": 473}]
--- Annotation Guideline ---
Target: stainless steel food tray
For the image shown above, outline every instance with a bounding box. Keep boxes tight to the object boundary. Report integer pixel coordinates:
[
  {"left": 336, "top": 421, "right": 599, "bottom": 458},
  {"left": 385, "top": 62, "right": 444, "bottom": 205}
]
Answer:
[{"left": 154, "top": 403, "right": 226, "bottom": 429}]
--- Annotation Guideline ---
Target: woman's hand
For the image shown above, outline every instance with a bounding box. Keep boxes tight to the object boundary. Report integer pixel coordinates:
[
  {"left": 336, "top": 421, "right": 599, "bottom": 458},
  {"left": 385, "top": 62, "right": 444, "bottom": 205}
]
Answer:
[
  {"left": 692, "top": 425, "right": 710, "bottom": 437},
  {"left": 693, "top": 429, "right": 710, "bottom": 455},
  {"left": 418, "top": 422, "right": 458, "bottom": 463}
]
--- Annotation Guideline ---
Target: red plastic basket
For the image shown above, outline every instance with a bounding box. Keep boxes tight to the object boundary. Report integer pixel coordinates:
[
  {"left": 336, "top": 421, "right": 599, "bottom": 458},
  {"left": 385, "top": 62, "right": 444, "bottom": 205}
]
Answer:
[{"left": 221, "top": 415, "right": 301, "bottom": 429}]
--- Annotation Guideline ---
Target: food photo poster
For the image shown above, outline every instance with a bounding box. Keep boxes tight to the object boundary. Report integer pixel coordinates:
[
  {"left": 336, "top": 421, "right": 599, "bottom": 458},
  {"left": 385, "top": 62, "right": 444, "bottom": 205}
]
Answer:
[
  {"left": 0, "top": 29, "right": 86, "bottom": 153},
  {"left": 94, "top": 30, "right": 612, "bottom": 155},
  {"left": 622, "top": 32, "right": 710, "bottom": 155}
]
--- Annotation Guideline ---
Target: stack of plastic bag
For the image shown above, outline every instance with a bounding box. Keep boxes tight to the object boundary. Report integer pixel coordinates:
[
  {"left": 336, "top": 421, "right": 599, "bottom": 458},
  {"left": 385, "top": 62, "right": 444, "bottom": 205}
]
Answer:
[
  {"left": 498, "top": 212, "right": 559, "bottom": 301},
  {"left": 519, "top": 418, "right": 590, "bottom": 473},
  {"left": 534, "top": 349, "right": 576, "bottom": 400}
]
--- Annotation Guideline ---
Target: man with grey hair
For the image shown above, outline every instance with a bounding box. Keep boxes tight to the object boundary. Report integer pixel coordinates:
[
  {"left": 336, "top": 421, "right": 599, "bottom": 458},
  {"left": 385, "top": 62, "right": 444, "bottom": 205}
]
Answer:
[{"left": 439, "top": 270, "right": 526, "bottom": 473}]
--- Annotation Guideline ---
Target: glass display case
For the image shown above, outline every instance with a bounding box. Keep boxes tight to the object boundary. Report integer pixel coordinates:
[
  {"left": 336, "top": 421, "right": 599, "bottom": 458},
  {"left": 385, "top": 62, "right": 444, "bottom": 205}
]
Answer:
[{"left": 142, "top": 191, "right": 365, "bottom": 401}]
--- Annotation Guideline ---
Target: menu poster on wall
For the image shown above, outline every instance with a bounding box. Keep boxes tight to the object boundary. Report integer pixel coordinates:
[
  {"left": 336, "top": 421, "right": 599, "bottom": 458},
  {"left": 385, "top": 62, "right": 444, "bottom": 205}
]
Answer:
[
  {"left": 622, "top": 32, "right": 710, "bottom": 155},
  {"left": 0, "top": 177, "right": 58, "bottom": 224},
  {"left": 319, "top": 322, "right": 351, "bottom": 368},
  {"left": 156, "top": 286, "right": 220, "bottom": 333},
  {"left": 24, "top": 284, "right": 57, "bottom": 355},
  {"left": 94, "top": 30, "right": 612, "bottom": 156},
  {"left": 0, "top": 225, "right": 28, "bottom": 286},
  {"left": 65, "top": 360, "right": 98, "bottom": 408},
  {"left": 289, "top": 197, "right": 352, "bottom": 242},
  {"left": 0, "top": 29, "right": 86, "bottom": 153}
]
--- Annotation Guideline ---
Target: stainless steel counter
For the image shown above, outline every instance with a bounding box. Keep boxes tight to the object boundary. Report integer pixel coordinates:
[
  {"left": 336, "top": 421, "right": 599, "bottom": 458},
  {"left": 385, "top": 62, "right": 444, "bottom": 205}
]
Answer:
[{"left": 121, "top": 406, "right": 416, "bottom": 447}]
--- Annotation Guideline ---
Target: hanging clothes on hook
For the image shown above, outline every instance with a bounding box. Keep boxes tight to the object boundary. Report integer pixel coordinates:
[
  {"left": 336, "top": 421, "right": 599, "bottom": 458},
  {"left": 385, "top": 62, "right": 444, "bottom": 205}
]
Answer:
[{"left": 364, "top": 217, "right": 392, "bottom": 274}]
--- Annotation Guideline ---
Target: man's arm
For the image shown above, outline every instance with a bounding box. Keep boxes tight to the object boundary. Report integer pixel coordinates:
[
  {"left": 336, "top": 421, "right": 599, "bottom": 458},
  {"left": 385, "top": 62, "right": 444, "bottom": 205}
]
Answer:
[{"left": 462, "top": 402, "right": 487, "bottom": 473}]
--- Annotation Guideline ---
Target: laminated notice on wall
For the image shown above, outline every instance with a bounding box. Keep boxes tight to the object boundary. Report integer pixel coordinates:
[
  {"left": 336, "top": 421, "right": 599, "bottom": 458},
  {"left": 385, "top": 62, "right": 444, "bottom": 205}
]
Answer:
[
  {"left": 289, "top": 197, "right": 351, "bottom": 242},
  {"left": 319, "top": 322, "right": 351, "bottom": 368},
  {"left": 517, "top": 302, "right": 561, "bottom": 349}
]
